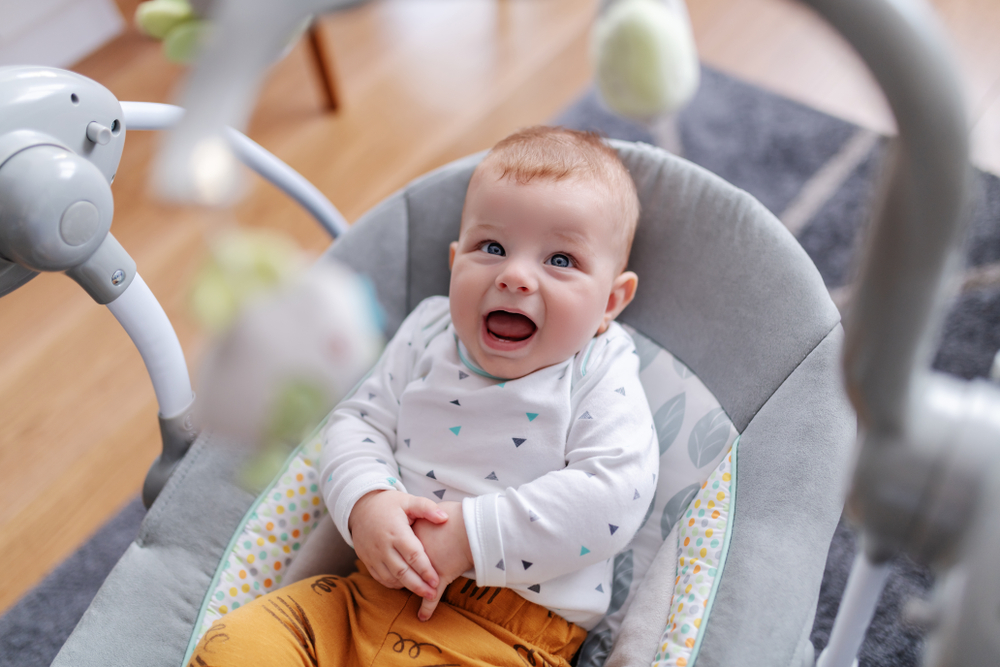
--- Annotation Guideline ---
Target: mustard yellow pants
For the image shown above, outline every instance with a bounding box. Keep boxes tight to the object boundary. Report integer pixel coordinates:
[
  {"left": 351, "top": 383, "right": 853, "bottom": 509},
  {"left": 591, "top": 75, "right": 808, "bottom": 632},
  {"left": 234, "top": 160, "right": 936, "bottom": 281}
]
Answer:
[{"left": 188, "top": 564, "right": 587, "bottom": 667}]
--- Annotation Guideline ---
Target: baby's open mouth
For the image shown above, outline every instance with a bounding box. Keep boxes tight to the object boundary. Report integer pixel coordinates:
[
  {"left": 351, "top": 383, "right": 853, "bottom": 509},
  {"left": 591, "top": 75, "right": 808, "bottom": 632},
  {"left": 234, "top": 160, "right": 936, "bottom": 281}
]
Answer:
[{"left": 485, "top": 310, "right": 537, "bottom": 342}]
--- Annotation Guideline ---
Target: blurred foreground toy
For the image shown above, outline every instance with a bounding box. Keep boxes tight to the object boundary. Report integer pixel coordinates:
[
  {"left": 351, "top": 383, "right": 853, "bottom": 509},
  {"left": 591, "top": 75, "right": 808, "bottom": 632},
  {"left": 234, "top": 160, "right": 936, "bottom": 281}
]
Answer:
[{"left": 191, "top": 229, "right": 384, "bottom": 489}]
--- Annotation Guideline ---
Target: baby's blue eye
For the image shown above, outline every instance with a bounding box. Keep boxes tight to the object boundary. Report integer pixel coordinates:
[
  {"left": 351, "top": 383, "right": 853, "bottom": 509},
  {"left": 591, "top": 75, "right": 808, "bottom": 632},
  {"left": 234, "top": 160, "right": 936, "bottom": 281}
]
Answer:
[
  {"left": 482, "top": 242, "right": 505, "bottom": 256},
  {"left": 548, "top": 253, "right": 572, "bottom": 268}
]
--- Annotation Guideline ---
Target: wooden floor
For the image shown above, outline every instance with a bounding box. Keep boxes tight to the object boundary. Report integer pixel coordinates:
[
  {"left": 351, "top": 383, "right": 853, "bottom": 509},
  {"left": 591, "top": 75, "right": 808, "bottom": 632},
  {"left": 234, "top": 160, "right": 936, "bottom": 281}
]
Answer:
[{"left": 1, "top": 0, "right": 998, "bottom": 615}]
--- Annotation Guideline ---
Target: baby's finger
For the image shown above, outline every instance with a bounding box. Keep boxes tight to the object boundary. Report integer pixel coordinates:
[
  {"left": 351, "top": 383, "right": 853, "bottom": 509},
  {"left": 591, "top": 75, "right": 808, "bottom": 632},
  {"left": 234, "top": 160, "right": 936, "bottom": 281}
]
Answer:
[
  {"left": 388, "top": 545, "right": 438, "bottom": 598},
  {"left": 403, "top": 495, "right": 449, "bottom": 524},
  {"left": 418, "top": 592, "right": 442, "bottom": 622}
]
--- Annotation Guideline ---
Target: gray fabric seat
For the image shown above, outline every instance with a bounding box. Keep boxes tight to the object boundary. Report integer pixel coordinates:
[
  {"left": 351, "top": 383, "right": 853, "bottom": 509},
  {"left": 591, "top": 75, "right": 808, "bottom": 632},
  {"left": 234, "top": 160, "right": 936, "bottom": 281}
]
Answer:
[{"left": 54, "top": 141, "right": 854, "bottom": 667}]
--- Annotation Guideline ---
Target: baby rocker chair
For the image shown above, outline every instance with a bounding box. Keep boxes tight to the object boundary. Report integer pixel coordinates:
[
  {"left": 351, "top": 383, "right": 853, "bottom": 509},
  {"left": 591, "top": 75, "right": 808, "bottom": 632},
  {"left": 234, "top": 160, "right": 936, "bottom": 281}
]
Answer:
[{"left": 49, "top": 134, "right": 853, "bottom": 667}]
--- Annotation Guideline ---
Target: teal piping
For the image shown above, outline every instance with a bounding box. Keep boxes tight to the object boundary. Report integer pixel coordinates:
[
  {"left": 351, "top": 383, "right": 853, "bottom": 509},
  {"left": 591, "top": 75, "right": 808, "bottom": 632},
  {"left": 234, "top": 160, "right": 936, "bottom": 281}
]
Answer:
[{"left": 688, "top": 435, "right": 740, "bottom": 666}]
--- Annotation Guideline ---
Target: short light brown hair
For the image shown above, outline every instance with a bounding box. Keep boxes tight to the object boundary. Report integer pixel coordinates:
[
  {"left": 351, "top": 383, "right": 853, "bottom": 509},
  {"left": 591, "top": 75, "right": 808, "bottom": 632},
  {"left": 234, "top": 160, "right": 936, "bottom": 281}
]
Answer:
[{"left": 473, "top": 126, "right": 640, "bottom": 270}]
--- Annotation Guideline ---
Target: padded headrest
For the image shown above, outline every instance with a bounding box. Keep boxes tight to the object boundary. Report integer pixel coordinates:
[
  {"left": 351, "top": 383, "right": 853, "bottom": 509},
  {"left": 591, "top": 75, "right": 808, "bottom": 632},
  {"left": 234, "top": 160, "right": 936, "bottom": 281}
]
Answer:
[{"left": 324, "top": 141, "right": 839, "bottom": 431}]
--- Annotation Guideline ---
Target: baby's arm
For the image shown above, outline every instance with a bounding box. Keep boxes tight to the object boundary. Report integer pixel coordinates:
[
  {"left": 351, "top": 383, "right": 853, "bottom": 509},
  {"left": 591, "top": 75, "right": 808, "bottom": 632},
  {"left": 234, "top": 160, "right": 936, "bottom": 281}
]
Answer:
[
  {"left": 463, "top": 331, "right": 659, "bottom": 588},
  {"left": 321, "top": 299, "right": 451, "bottom": 596}
]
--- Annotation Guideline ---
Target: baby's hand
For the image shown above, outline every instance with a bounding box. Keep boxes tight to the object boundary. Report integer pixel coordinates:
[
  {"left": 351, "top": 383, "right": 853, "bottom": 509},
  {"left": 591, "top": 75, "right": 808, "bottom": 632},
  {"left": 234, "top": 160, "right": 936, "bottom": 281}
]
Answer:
[
  {"left": 411, "top": 501, "right": 474, "bottom": 621},
  {"left": 349, "top": 490, "right": 449, "bottom": 599}
]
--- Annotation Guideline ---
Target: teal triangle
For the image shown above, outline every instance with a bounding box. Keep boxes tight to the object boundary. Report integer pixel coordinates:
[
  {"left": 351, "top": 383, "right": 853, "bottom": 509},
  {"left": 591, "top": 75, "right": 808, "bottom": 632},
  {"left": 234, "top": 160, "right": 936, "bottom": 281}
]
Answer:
[
  {"left": 580, "top": 546, "right": 590, "bottom": 556},
  {"left": 526, "top": 413, "right": 538, "bottom": 422},
  {"left": 498, "top": 382, "right": 506, "bottom": 388},
  {"left": 449, "top": 426, "right": 461, "bottom": 436}
]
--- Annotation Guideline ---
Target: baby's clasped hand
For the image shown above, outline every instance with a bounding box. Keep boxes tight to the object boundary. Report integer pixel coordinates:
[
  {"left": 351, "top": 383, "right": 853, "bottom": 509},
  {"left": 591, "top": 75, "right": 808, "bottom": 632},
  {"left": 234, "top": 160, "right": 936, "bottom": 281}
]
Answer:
[
  {"left": 412, "top": 500, "right": 474, "bottom": 621},
  {"left": 348, "top": 490, "right": 449, "bottom": 600}
]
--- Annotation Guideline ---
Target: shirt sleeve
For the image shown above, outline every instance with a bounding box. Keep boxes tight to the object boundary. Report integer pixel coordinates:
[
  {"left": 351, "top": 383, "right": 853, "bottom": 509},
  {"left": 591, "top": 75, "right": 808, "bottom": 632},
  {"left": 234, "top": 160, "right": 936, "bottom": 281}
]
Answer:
[
  {"left": 462, "top": 327, "right": 659, "bottom": 587},
  {"left": 319, "top": 297, "right": 448, "bottom": 547}
]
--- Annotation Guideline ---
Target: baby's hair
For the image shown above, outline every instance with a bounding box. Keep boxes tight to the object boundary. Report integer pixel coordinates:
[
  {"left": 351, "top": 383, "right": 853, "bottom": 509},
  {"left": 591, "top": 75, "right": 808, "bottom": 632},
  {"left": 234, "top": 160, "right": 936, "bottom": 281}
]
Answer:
[{"left": 476, "top": 126, "right": 640, "bottom": 269}]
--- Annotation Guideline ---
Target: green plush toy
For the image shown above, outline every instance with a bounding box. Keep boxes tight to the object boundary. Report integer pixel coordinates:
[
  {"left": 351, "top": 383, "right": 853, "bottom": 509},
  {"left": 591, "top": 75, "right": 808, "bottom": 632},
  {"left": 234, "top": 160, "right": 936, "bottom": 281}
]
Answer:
[
  {"left": 592, "top": 0, "right": 700, "bottom": 120},
  {"left": 134, "top": 0, "right": 210, "bottom": 63}
]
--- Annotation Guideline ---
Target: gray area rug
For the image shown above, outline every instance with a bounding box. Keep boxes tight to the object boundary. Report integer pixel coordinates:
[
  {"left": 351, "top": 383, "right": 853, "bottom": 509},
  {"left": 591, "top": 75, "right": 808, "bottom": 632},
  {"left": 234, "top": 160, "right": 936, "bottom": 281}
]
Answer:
[{"left": 3, "top": 66, "right": 997, "bottom": 667}]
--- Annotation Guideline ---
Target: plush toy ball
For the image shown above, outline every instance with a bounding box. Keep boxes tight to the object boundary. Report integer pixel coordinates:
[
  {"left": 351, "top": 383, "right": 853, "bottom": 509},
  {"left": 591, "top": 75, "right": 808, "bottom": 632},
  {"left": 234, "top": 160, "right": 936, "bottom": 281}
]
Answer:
[
  {"left": 592, "top": 0, "right": 700, "bottom": 120},
  {"left": 191, "top": 230, "right": 385, "bottom": 487}
]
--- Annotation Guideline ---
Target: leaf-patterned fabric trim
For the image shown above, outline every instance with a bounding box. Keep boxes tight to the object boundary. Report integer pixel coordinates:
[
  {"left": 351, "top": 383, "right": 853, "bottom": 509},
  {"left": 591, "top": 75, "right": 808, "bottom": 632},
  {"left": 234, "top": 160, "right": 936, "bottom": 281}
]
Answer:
[
  {"left": 652, "top": 441, "right": 738, "bottom": 667},
  {"left": 183, "top": 422, "right": 330, "bottom": 663}
]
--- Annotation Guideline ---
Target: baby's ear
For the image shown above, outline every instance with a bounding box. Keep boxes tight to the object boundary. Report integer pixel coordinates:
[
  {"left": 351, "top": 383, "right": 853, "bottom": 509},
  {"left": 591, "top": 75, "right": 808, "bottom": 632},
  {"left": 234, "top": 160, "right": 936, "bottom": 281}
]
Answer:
[
  {"left": 599, "top": 271, "right": 638, "bottom": 334},
  {"left": 449, "top": 242, "right": 458, "bottom": 270}
]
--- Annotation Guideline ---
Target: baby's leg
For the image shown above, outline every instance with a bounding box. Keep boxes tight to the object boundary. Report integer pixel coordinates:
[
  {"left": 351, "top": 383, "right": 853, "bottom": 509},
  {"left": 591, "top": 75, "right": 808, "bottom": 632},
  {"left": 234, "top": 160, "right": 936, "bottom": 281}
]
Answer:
[{"left": 187, "top": 571, "right": 410, "bottom": 667}]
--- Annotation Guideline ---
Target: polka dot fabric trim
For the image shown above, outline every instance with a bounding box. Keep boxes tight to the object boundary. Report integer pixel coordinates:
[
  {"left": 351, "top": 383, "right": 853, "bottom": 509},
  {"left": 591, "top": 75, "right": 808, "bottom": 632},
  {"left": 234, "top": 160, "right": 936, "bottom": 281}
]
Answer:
[
  {"left": 652, "top": 446, "right": 736, "bottom": 667},
  {"left": 195, "top": 431, "right": 328, "bottom": 641}
]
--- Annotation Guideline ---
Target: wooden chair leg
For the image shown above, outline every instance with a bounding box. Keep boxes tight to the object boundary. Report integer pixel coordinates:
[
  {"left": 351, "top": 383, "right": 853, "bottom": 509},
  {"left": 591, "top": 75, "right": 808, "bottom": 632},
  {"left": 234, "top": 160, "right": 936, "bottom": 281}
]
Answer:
[{"left": 307, "top": 21, "right": 340, "bottom": 112}]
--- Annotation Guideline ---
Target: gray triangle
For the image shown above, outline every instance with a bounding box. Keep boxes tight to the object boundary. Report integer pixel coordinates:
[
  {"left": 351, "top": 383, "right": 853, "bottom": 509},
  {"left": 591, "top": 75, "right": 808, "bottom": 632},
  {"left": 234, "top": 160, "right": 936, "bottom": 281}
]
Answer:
[
  {"left": 585, "top": 472, "right": 596, "bottom": 478},
  {"left": 522, "top": 560, "right": 533, "bottom": 570},
  {"left": 615, "top": 387, "right": 626, "bottom": 396},
  {"left": 633, "top": 489, "right": 641, "bottom": 500},
  {"left": 376, "top": 459, "right": 386, "bottom": 464},
  {"left": 596, "top": 583, "right": 604, "bottom": 592},
  {"left": 529, "top": 511, "right": 539, "bottom": 522},
  {"left": 369, "top": 393, "right": 376, "bottom": 400},
  {"left": 433, "top": 489, "right": 445, "bottom": 499},
  {"left": 486, "top": 472, "right": 498, "bottom": 481},
  {"left": 389, "top": 373, "right": 393, "bottom": 381},
  {"left": 360, "top": 411, "right": 368, "bottom": 418},
  {"left": 496, "top": 559, "right": 505, "bottom": 571},
  {"left": 609, "top": 524, "right": 619, "bottom": 535},
  {"left": 459, "top": 371, "right": 469, "bottom": 380},
  {"left": 404, "top": 439, "right": 410, "bottom": 447},
  {"left": 528, "top": 584, "right": 540, "bottom": 593},
  {"left": 426, "top": 470, "right": 436, "bottom": 479},
  {"left": 579, "top": 411, "right": 593, "bottom": 420},
  {"left": 558, "top": 369, "right": 567, "bottom": 380},
  {"left": 450, "top": 399, "right": 461, "bottom": 406},
  {"left": 363, "top": 437, "right": 374, "bottom": 443},
  {"left": 513, "top": 438, "right": 526, "bottom": 447}
]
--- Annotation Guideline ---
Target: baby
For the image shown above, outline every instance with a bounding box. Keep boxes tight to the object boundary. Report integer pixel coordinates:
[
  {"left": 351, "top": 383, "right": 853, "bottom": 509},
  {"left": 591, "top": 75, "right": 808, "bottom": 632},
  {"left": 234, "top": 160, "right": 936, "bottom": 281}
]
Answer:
[{"left": 188, "top": 127, "right": 658, "bottom": 667}]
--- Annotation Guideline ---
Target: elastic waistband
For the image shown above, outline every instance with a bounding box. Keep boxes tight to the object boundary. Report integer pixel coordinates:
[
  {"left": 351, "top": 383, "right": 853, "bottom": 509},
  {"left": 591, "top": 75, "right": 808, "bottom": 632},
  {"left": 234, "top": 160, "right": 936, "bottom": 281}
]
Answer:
[{"left": 442, "top": 577, "right": 587, "bottom": 660}]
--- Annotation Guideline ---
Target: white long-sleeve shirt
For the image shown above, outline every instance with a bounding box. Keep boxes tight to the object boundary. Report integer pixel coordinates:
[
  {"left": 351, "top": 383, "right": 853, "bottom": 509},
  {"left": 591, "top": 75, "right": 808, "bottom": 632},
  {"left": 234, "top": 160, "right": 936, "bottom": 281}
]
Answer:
[{"left": 320, "top": 296, "right": 658, "bottom": 629}]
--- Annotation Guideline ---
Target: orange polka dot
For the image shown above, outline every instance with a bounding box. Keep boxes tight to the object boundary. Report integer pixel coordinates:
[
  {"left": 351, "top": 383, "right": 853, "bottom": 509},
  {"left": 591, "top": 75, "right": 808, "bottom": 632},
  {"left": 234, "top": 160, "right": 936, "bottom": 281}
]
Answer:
[
  {"left": 693, "top": 565, "right": 701, "bottom": 574},
  {"left": 219, "top": 605, "right": 228, "bottom": 614},
  {"left": 675, "top": 576, "right": 681, "bottom": 585},
  {"left": 678, "top": 659, "right": 687, "bottom": 667},
  {"left": 296, "top": 473, "right": 304, "bottom": 482},
  {"left": 242, "top": 584, "right": 250, "bottom": 593},
  {"left": 302, "top": 513, "right": 310, "bottom": 521},
  {"left": 277, "top": 506, "right": 285, "bottom": 514},
  {"left": 292, "top": 530, "right": 300, "bottom": 538},
  {"left": 239, "top": 570, "right": 246, "bottom": 579},
  {"left": 688, "top": 518, "right": 695, "bottom": 526},
  {"left": 701, "top": 481, "right": 707, "bottom": 489},
  {"left": 266, "top": 522, "right": 274, "bottom": 531},
  {"left": 274, "top": 561, "right": 282, "bottom": 570},
  {"left": 684, "top": 537, "right": 690, "bottom": 546},
  {"left": 712, "top": 510, "right": 720, "bottom": 519},
  {"left": 703, "top": 599, "right": 708, "bottom": 607},
  {"left": 268, "top": 535, "right": 277, "bottom": 543},
  {"left": 685, "top": 638, "right": 695, "bottom": 649},
  {"left": 283, "top": 545, "right": 291, "bottom": 553},
  {"left": 312, "top": 497, "right": 321, "bottom": 506},
  {"left": 264, "top": 579, "right": 273, "bottom": 588}
]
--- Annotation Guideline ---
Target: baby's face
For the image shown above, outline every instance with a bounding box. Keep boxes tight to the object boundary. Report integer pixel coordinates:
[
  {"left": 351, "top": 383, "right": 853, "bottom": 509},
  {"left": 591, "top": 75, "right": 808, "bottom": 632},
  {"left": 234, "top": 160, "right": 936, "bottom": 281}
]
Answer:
[{"left": 448, "top": 173, "right": 633, "bottom": 379}]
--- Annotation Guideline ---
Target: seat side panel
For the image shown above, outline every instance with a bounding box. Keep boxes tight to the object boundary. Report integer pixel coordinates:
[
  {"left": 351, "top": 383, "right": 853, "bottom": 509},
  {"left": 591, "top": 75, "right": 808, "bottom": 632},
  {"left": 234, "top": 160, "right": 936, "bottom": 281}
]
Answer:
[{"left": 694, "top": 326, "right": 854, "bottom": 667}]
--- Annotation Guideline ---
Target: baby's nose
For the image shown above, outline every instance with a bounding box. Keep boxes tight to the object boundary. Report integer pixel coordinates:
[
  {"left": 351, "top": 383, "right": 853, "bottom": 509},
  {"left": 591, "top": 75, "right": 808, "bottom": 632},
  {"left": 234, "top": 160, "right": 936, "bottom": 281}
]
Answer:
[{"left": 496, "top": 263, "right": 537, "bottom": 293}]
